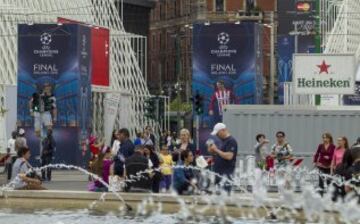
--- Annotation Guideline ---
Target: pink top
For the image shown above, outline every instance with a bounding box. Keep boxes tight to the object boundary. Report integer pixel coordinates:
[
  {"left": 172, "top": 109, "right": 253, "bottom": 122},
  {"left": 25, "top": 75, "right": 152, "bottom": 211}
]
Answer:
[
  {"left": 332, "top": 148, "right": 345, "bottom": 167},
  {"left": 102, "top": 159, "right": 112, "bottom": 184}
]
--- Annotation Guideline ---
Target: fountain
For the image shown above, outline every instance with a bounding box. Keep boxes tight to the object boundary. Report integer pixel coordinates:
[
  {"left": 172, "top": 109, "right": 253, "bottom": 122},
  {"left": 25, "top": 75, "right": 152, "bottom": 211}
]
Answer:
[{"left": 1, "top": 162, "right": 359, "bottom": 223}]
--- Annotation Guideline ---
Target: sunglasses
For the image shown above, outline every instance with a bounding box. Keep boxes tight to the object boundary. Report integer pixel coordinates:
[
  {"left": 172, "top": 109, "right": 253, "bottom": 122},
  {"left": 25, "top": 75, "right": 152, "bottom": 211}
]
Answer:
[{"left": 276, "top": 135, "right": 284, "bottom": 138}]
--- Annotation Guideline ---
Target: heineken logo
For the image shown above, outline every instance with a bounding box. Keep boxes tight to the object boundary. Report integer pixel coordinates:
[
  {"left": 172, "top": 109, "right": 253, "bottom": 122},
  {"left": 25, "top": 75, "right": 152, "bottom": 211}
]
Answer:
[
  {"left": 297, "top": 78, "right": 351, "bottom": 88},
  {"left": 297, "top": 60, "right": 350, "bottom": 88},
  {"left": 317, "top": 60, "right": 331, "bottom": 74},
  {"left": 293, "top": 54, "right": 355, "bottom": 95}
]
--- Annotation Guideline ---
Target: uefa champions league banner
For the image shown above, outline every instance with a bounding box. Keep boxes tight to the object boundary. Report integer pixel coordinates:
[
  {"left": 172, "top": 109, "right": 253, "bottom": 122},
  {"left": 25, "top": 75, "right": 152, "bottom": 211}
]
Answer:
[
  {"left": 192, "top": 22, "right": 262, "bottom": 153},
  {"left": 17, "top": 24, "right": 92, "bottom": 166}
]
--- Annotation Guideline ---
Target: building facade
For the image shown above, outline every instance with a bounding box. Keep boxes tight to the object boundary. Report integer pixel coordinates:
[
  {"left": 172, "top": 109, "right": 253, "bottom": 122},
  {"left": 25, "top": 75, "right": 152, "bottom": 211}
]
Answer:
[
  {"left": 148, "top": 0, "right": 276, "bottom": 102},
  {"left": 121, "top": 0, "right": 156, "bottom": 36}
]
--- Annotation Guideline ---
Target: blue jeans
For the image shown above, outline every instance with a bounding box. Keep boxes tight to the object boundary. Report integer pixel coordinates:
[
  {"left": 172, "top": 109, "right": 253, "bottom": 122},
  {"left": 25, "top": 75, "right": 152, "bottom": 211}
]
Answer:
[
  {"left": 215, "top": 174, "right": 233, "bottom": 194},
  {"left": 160, "top": 175, "right": 172, "bottom": 190}
]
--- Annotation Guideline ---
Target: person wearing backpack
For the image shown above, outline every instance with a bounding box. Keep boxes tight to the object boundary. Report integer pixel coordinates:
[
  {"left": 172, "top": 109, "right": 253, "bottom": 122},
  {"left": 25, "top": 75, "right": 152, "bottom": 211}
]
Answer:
[{"left": 41, "top": 129, "right": 56, "bottom": 181}]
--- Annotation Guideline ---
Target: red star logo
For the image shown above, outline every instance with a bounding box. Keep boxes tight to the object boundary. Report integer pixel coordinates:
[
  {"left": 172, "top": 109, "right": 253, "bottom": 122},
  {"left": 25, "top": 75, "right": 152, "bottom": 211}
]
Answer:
[{"left": 317, "top": 60, "right": 331, "bottom": 74}]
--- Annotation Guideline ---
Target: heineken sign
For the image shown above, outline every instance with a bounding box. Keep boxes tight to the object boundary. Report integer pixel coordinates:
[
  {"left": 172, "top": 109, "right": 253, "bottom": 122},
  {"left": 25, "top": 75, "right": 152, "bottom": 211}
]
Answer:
[{"left": 293, "top": 54, "right": 356, "bottom": 94}]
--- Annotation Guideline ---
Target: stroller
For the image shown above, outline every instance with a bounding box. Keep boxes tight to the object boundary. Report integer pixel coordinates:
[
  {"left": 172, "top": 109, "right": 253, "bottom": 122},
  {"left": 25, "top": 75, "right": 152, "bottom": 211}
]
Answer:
[{"left": 265, "top": 155, "right": 303, "bottom": 170}]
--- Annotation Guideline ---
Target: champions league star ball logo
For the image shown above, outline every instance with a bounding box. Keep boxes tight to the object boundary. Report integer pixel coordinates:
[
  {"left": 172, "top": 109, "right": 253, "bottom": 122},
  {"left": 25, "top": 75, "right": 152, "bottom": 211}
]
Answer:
[
  {"left": 217, "top": 32, "right": 230, "bottom": 45},
  {"left": 40, "top": 33, "right": 52, "bottom": 45}
]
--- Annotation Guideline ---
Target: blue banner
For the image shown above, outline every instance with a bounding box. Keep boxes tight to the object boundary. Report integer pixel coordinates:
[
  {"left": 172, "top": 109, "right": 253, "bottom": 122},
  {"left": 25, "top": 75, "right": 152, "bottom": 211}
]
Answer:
[
  {"left": 343, "top": 82, "right": 360, "bottom": 105},
  {"left": 277, "top": 36, "right": 295, "bottom": 104},
  {"left": 17, "top": 24, "right": 92, "bottom": 166},
  {"left": 277, "top": 0, "right": 317, "bottom": 104},
  {"left": 192, "top": 22, "right": 262, "bottom": 153}
]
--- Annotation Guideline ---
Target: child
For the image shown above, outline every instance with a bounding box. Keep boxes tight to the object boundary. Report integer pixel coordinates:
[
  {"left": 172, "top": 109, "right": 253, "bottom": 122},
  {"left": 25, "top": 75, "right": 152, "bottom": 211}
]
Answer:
[
  {"left": 159, "top": 145, "right": 173, "bottom": 192},
  {"left": 254, "top": 134, "right": 269, "bottom": 170},
  {"left": 89, "top": 145, "right": 113, "bottom": 192},
  {"left": 102, "top": 147, "right": 113, "bottom": 186}
]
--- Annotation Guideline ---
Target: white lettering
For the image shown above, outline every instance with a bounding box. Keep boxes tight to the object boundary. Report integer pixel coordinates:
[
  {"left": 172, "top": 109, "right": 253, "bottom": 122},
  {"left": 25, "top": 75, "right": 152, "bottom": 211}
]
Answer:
[
  {"left": 33, "top": 64, "right": 58, "bottom": 75},
  {"left": 211, "top": 64, "right": 236, "bottom": 75}
]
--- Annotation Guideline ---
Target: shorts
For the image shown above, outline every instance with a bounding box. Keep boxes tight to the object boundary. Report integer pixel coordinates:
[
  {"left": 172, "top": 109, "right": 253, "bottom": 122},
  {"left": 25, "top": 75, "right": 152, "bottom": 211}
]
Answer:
[{"left": 34, "top": 111, "right": 52, "bottom": 131}]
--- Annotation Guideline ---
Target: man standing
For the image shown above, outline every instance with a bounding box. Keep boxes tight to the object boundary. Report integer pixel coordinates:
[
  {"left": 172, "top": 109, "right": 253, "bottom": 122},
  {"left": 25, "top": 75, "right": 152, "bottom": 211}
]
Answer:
[
  {"left": 208, "top": 80, "right": 236, "bottom": 123},
  {"left": 6, "top": 131, "right": 17, "bottom": 181},
  {"left": 41, "top": 129, "right": 56, "bottom": 181},
  {"left": 207, "top": 123, "right": 238, "bottom": 193},
  {"left": 114, "top": 128, "right": 135, "bottom": 177},
  {"left": 15, "top": 128, "right": 27, "bottom": 152},
  {"left": 145, "top": 126, "right": 156, "bottom": 146}
]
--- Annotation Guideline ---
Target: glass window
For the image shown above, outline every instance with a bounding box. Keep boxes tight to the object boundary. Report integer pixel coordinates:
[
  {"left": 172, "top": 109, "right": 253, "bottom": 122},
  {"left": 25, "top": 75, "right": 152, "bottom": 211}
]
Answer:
[{"left": 215, "top": 0, "right": 224, "bottom": 12}]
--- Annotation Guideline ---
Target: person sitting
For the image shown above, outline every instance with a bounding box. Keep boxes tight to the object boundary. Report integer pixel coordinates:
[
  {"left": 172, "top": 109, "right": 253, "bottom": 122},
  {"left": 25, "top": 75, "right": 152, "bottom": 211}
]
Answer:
[
  {"left": 173, "top": 150, "right": 198, "bottom": 195},
  {"left": 124, "top": 145, "right": 152, "bottom": 192},
  {"left": 144, "top": 145, "right": 161, "bottom": 193},
  {"left": 89, "top": 146, "right": 113, "bottom": 192},
  {"left": 11, "top": 147, "right": 45, "bottom": 190}
]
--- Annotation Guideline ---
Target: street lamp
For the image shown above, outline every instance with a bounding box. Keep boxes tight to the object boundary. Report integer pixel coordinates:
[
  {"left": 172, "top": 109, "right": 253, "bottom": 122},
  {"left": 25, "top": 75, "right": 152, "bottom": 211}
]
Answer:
[{"left": 174, "top": 81, "right": 183, "bottom": 134}]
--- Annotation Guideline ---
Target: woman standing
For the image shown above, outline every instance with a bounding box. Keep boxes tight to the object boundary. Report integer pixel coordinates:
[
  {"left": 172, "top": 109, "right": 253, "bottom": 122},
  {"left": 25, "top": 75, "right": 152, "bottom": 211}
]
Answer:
[
  {"left": 332, "top": 148, "right": 354, "bottom": 201},
  {"left": 111, "top": 130, "right": 120, "bottom": 156},
  {"left": 313, "top": 133, "right": 335, "bottom": 194},
  {"left": 174, "top": 129, "right": 196, "bottom": 156},
  {"left": 331, "top": 137, "right": 349, "bottom": 175},
  {"left": 271, "top": 131, "right": 293, "bottom": 168}
]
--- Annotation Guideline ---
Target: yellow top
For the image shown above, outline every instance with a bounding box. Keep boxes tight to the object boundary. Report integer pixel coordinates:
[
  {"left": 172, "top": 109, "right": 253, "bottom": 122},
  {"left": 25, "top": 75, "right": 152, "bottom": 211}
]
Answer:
[{"left": 160, "top": 154, "right": 173, "bottom": 175}]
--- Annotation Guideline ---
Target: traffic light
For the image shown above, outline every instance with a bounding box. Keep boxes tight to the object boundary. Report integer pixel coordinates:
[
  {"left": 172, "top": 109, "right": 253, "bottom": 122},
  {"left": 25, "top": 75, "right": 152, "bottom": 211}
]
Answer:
[
  {"left": 158, "top": 97, "right": 165, "bottom": 119},
  {"left": 194, "top": 93, "right": 204, "bottom": 115},
  {"left": 144, "top": 97, "right": 156, "bottom": 119}
]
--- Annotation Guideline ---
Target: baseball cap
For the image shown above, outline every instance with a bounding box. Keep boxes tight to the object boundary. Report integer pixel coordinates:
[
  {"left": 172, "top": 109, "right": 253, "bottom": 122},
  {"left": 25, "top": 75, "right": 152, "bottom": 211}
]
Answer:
[
  {"left": 211, "top": 123, "right": 226, "bottom": 136},
  {"left": 18, "top": 128, "right": 25, "bottom": 135}
]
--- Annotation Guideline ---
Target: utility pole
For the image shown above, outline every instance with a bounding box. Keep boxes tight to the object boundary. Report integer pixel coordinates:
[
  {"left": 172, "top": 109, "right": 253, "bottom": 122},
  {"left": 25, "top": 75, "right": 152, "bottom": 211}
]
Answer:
[
  {"left": 294, "top": 21, "right": 299, "bottom": 54},
  {"left": 175, "top": 33, "right": 182, "bottom": 134},
  {"left": 269, "top": 11, "right": 275, "bottom": 104}
]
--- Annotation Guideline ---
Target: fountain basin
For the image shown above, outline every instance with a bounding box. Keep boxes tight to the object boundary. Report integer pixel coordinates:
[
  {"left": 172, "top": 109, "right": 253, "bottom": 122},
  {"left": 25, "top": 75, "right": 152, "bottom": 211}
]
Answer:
[{"left": 0, "top": 190, "right": 341, "bottom": 223}]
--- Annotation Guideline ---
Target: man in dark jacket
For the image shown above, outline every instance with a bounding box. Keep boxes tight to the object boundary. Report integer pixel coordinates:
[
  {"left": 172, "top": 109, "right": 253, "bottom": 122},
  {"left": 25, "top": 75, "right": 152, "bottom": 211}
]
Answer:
[
  {"left": 114, "top": 128, "right": 135, "bottom": 177},
  {"left": 345, "top": 145, "right": 360, "bottom": 202},
  {"left": 124, "top": 145, "right": 152, "bottom": 192},
  {"left": 41, "top": 129, "right": 56, "bottom": 181}
]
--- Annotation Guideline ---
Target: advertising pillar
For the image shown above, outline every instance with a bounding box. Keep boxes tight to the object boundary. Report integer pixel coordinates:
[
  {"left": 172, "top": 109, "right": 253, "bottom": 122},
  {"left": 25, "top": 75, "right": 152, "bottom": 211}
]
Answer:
[{"left": 17, "top": 24, "right": 92, "bottom": 166}]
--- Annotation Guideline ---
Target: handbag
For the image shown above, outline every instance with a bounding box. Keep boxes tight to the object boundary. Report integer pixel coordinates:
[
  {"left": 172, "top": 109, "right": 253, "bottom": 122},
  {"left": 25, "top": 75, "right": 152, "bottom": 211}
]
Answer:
[{"left": 87, "top": 181, "right": 96, "bottom": 191}]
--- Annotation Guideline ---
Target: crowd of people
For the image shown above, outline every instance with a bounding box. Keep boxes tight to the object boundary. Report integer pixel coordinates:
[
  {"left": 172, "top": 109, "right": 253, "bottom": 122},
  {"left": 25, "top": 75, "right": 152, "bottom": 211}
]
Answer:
[
  {"left": 1, "top": 122, "right": 359, "bottom": 202},
  {"left": 86, "top": 123, "right": 238, "bottom": 195},
  {"left": 253, "top": 131, "right": 360, "bottom": 201}
]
